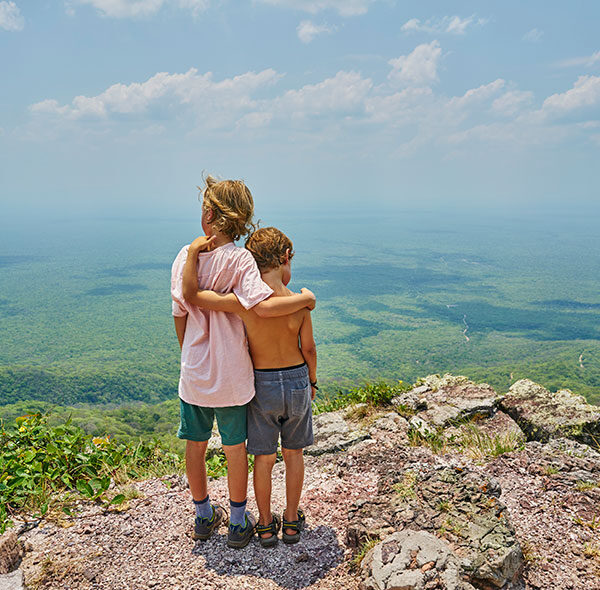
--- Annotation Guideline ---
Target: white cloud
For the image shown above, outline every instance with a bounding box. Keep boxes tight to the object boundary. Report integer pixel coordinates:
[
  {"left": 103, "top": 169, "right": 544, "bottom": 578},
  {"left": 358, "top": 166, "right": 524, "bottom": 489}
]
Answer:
[
  {"left": 365, "top": 87, "right": 434, "bottom": 124},
  {"left": 388, "top": 41, "right": 442, "bottom": 87},
  {"left": 556, "top": 51, "right": 600, "bottom": 69},
  {"left": 450, "top": 79, "right": 505, "bottom": 109},
  {"left": 0, "top": 1, "right": 24, "bottom": 31},
  {"left": 256, "top": 0, "right": 375, "bottom": 17},
  {"left": 27, "top": 59, "right": 600, "bottom": 157},
  {"left": 542, "top": 75, "right": 600, "bottom": 115},
  {"left": 297, "top": 20, "right": 334, "bottom": 43},
  {"left": 272, "top": 70, "right": 372, "bottom": 118},
  {"left": 30, "top": 68, "right": 281, "bottom": 125},
  {"left": 491, "top": 90, "right": 533, "bottom": 116},
  {"left": 401, "top": 15, "right": 486, "bottom": 35},
  {"left": 69, "top": 0, "right": 208, "bottom": 18},
  {"left": 522, "top": 28, "right": 543, "bottom": 42}
]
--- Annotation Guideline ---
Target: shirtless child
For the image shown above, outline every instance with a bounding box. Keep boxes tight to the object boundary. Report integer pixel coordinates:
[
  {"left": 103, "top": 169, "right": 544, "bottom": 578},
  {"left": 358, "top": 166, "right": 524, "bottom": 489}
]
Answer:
[{"left": 182, "top": 227, "right": 317, "bottom": 547}]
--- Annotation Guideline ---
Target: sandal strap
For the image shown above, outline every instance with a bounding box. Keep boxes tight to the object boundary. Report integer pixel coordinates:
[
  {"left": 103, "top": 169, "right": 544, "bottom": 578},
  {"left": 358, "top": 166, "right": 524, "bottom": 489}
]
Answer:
[
  {"left": 283, "top": 509, "right": 305, "bottom": 530},
  {"left": 256, "top": 514, "right": 280, "bottom": 534}
]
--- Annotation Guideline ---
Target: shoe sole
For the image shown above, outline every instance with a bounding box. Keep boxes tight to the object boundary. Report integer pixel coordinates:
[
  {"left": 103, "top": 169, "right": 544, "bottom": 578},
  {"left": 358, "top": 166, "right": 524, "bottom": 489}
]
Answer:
[
  {"left": 282, "top": 533, "right": 301, "bottom": 544},
  {"left": 192, "top": 513, "right": 227, "bottom": 541},
  {"left": 227, "top": 533, "right": 254, "bottom": 549},
  {"left": 259, "top": 535, "right": 278, "bottom": 548}
]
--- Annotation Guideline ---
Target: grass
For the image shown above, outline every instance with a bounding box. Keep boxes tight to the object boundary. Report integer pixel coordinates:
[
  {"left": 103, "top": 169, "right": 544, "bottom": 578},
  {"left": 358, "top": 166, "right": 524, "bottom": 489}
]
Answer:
[
  {"left": 351, "top": 536, "right": 380, "bottom": 569},
  {"left": 583, "top": 541, "right": 600, "bottom": 560},
  {"left": 572, "top": 514, "right": 600, "bottom": 531},
  {"left": 455, "top": 425, "right": 524, "bottom": 459},
  {"left": 408, "top": 427, "right": 448, "bottom": 454},
  {"left": 438, "top": 516, "right": 465, "bottom": 538},
  {"left": 544, "top": 465, "right": 560, "bottom": 475},
  {"left": 521, "top": 540, "right": 542, "bottom": 563},
  {"left": 575, "top": 480, "right": 599, "bottom": 492},
  {"left": 437, "top": 500, "right": 454, "bottom": 512},
  {"left": 393, "top": 471, "right": 418, "bottom": 500}
]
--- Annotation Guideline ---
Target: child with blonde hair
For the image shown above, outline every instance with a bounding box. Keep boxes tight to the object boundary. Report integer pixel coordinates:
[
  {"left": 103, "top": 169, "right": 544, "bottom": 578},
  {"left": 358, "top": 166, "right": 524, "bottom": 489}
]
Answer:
[
  {"left": 183, "top": 226, "right": 317, "bottom": 548},
  {"left": 171, "top": 176, "right": 315, "bottom": 548}
]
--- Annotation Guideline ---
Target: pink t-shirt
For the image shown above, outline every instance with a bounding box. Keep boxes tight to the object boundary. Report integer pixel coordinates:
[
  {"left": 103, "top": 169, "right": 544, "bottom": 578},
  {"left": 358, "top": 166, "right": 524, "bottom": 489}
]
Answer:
[{"left": 171, "top": 242, "right": 273, "bottom": 407}]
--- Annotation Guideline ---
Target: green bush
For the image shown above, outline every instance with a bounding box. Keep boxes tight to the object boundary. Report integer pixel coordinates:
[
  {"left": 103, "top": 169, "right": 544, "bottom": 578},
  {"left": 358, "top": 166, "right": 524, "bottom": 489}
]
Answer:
[
  {"left": 0, "top": 413, "right": 182, "bottom": 533},
  {"left": 314, "top": 379, "right": 410, "bottom": 414}
]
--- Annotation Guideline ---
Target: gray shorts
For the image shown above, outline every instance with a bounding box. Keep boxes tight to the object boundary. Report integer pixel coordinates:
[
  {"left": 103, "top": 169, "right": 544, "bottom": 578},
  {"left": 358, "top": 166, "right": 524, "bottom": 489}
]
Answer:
[{"left": 247, "top": 363, "right": 314, "bottom": 455}]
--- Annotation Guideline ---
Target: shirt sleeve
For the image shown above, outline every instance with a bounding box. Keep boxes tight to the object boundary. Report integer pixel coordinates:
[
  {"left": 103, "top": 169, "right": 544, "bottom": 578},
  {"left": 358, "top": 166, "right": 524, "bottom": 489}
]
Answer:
[
  {"left": 233, "top": 251, "right": 274, "bottom": 310},
  {"left": 171, "top": 247, "right": 189, "bottom": 317}
]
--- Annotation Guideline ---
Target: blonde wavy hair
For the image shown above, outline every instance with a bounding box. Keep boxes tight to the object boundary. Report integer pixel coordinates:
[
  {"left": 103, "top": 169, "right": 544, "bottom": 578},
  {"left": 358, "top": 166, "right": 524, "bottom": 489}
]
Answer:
[
  {"left": 245, "top": 227, "right": 294, "bottom": 271},
  {"left": 199, "top": 175, "right": 255, "bottom": 241}
]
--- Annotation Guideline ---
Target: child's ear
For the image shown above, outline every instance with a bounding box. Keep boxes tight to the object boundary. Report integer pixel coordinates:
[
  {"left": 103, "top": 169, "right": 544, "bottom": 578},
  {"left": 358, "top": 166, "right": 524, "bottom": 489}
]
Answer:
[{"left": 282, "top": 248, "right": 290, "bottom": 264}]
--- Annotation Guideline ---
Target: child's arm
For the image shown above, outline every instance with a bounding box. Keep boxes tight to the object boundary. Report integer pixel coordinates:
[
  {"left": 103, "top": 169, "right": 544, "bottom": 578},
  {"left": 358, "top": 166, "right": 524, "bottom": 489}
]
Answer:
[
  {"left": 181, "top": 237, "right": 245, "bottom": 314},
  {"left": 252, "top": 288, "right": 316, "bottom": 318},
  {"left": 299, "top": 311, "right": 317, "bottom": 400},
  {"left": 174, "top": 315, "right": 187, "bottom": 349}
]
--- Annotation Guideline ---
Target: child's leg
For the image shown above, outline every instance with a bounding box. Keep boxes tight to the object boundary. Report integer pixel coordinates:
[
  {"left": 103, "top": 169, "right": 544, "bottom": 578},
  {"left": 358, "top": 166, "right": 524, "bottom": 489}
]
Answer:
[
  {"left": 281, "top": 446, "right": 304, "bottom": 533},
  {"left": 222, "top": 442, "right": 248, "bottom": 504},
  {"left": 186, "top": 440, "right": 209, "bottom": 501},
  {"left": 253, "top": 453, "right": 277, "bottom": 533}
]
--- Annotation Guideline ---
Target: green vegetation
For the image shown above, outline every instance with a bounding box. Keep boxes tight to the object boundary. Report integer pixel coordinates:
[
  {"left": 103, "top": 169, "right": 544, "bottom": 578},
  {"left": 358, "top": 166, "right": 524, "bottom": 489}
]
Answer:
[
  {"left": 393, "top": 471, "right": 418, "bottom": 500},
  {"left": 0, "top": 413, "right": 183, "bottom": 533},
  {"left": 313, "top": 380, "right": 411, "bottom": 414},
  {"left": 454, "top": 425, "right": 524, "bottom": 459},
  {"left": 351, "top": 536, "right": 380, "bottom": 569},
  {"left": 2, "top": 214, "right": 600, "bottom": 411}
]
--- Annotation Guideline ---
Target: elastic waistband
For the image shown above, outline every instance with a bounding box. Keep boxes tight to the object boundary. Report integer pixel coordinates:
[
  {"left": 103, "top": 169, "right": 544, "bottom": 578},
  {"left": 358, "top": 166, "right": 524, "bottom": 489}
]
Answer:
[
  {"left": 254, "top": 362, "right": 306, "bottom": 373},
  {"left": 254, "top": 363, "right": 308, "bottom": 382}
]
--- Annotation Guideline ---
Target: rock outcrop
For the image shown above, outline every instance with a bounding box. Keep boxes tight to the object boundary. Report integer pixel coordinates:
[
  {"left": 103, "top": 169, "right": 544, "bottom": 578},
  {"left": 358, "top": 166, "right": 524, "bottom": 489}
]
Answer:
[
  {"left": 360, "top": 530, "right": 475, "bottom": 590},
  {"left": 307, "top": 410, "right": 370, "bottom": 456},
  {"left": 394, "top": 374, "right": 503, "bottom": 434},
  {"left": 8, "top": 375, "right": 600, "bottom": 590},
  {"left": 500, "top": 379, "right": 600, "bottom": 447},
  {"left": 347, "top": 445, "right": 523, "bottom": 589}
]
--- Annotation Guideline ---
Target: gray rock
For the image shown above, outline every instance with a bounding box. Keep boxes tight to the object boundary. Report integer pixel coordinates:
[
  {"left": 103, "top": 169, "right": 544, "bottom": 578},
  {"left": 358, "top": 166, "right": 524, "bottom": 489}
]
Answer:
[
  {"left": 372, "top": 412, "right": 409, "bottom": 433},
  {"left": 406, "top": 374, "right": 503, "bottom": 430},
  {"left": 348, "top": 448, "right": 524, "bottom": 590},
  {"left": 360, "top": 530, "right": 475, "bottom": 590},
  {"left": 391, "top": 386, "right": 428, "bottom": 413},
  {"left": 409, "top": 415, "right": 434, "bottom": 436},
  {"left": 0, "top": 530, "right": 21, "bottom": 574},
  {"left": 306, "top": 411, "right": 369, "bottom": 456},
  {"left": 0, "top": 569, "right": 24, "bottom": 590},
  {"left": 500, "top": 379, "right": 600, "bottom": 448},
  {"left": 444, "top": 411, "right": 526, "bottom": 446}
]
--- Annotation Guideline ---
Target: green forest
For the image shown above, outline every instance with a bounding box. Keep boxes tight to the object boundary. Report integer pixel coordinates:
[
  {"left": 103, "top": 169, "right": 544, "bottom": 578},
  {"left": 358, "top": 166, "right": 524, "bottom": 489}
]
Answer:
[{"left": 1, "top": 211, "right": 599, "bottom": 444}]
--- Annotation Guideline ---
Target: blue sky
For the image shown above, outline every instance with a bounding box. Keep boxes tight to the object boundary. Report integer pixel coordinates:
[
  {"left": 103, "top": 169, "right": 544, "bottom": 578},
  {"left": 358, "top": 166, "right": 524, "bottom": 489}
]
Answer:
[{"left": 1, "top": 1, "right": 599, "bottom": 219}]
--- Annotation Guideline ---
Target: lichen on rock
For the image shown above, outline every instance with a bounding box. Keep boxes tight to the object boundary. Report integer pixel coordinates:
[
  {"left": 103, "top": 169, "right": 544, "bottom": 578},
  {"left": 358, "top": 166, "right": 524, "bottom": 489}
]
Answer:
[{"left": 500, "top": 379, "right": 600, "bottom": 448}]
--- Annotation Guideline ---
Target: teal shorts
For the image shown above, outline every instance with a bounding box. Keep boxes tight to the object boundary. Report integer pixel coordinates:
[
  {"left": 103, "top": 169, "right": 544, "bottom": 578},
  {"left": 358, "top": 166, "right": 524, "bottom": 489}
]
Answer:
[{"left": 177, "top": 399, "right": 247, "bottom": 446}]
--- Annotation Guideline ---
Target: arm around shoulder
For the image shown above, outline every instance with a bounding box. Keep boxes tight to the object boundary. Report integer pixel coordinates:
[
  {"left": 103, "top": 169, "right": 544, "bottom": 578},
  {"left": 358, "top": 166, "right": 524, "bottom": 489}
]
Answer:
[
  {"left": 181, "top": 240, "right": 244, "bottom": 314},
  {"left": 253, "top": 288, "right": 316, "bottom": 318}
]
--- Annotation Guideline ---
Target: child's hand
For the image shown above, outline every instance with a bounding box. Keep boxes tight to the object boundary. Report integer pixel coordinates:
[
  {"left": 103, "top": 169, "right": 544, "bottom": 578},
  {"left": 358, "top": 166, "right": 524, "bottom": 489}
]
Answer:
[
  {"left": 300, "top": 288, "right": 316, "bottom": 310},
  {"left": 190, "top": 235, "right": 215, "bottom": 252}
]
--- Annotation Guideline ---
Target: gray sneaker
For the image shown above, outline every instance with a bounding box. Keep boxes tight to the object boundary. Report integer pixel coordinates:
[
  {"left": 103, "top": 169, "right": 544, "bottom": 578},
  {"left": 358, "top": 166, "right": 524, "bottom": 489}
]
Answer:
[
  {"left": 193, "top": 504, "right": 227, "bottom": 541},
  {"left": 227, "top": 512, "right": 256, "bottom": 548}
]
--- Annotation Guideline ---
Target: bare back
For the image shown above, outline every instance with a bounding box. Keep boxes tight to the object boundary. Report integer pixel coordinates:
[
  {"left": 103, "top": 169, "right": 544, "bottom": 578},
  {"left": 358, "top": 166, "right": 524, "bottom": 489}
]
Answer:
[{"left": 239, "top": 288, "right": 307, "bottom": 370}]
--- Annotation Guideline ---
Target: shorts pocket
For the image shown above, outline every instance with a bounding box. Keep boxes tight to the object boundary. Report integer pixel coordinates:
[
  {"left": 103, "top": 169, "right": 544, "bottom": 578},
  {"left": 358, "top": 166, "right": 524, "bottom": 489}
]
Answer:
[{"left": 290, "top": 387, "right": 310, "bottom": 417}]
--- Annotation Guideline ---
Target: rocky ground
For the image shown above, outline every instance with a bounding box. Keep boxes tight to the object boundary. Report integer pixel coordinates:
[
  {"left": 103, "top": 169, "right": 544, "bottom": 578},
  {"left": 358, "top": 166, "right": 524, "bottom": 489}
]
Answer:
[{"left": 2, "top": 375, "right": 600, "bottom": 590}]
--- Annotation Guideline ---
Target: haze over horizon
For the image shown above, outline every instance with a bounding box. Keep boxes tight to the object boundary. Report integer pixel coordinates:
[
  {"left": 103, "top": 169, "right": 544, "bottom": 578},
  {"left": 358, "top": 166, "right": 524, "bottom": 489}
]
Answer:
[{"left": 1, "top": 1, "right": 599, "bottom": 219}]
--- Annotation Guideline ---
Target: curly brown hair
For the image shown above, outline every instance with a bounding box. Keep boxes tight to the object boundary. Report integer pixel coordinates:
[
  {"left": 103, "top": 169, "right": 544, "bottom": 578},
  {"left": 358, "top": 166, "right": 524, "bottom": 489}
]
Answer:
[
  {"left": 199, "top": 175, "right": 255, "bottom": 241},
  {"left": 245, "top": 227, "right": 294, "bottom": 271}
]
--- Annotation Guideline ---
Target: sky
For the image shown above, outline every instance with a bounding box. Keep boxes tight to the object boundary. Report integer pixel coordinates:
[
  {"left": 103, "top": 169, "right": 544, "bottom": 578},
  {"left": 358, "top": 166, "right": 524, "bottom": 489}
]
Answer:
[{"left": 1, "top": 1, "right": 599, "bottom": 220}]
